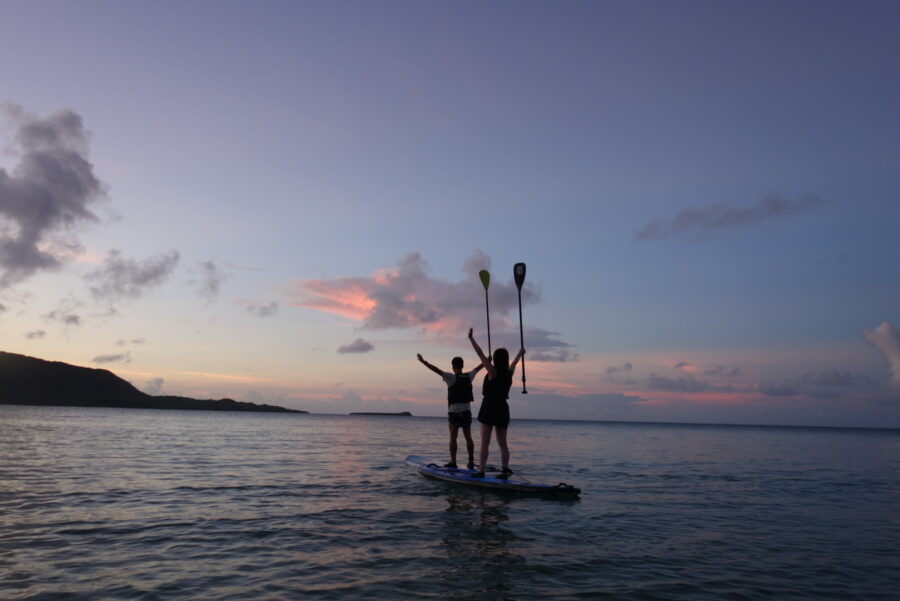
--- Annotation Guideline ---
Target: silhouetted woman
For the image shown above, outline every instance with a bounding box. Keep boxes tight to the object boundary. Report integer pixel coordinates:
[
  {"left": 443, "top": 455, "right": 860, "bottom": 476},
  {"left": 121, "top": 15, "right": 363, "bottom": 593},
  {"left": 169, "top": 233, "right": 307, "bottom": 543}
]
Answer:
[{"left": 468, "top": 327, "right": 524, "bottom": 479}]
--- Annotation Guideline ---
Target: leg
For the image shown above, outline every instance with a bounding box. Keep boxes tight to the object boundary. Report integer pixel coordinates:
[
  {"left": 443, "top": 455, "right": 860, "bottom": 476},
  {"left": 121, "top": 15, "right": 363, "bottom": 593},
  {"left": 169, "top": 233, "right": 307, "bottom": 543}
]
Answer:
[
  {"left": 478, "top": 423, "right": 493, "bottom": 472},
  {"left": 496, "top": 427, "right": 509, "bottom": 470},
  {"left": 448, "top": 422, "right": 459, "bottom": 464},
  {"left": 462, "top": 425, "right": 475, "bottom": 466}
]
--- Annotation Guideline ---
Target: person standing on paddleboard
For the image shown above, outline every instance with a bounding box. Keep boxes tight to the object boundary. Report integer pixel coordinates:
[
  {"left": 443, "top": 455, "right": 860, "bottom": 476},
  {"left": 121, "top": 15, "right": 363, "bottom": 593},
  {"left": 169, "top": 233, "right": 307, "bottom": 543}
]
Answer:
[
  {"left": 467, "top": 327, "right": 525, "bottom": 479},
  {"left": 417, "top": 353, "right": 483, "bottom": 469}
]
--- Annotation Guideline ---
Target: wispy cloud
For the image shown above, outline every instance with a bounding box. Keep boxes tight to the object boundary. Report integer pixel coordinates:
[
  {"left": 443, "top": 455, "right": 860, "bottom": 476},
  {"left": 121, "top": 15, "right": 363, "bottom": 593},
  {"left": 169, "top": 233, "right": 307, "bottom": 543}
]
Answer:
[
  {"left": 863, "top": 322, "right": 900, "bottom": 393},
  {"left": 338, "top": 338, "right": 374, "bottom": 354},
  {"left": 42, "top": 297, "right": 83, "bottom": 328},
  {"left": 191, "top": 260, "right": 227, "bottom": 304},
  {"left": 25, "top": 329, "right": 46, "bottom": 339},
  {"left": 759, "top": 368, "right": 879, "bottom": 399},
  {"left": 648, "top": 372, "right": 733, "bottom": 394},
  {"left": 244, "top": 301, "right": 279, "bottom": 317},
  {"left": 86, "top": 249, "right": 180, "bottom": 304},
  {"left": 0, "top": 103, "right": 104, "bottom": 288},
  {"left": 705, "top": 365, "right": 741, "bottom": 377},
  {"left": 93, "top": 351, "right": 131, "bottom": 364},
  {"left": 530, "top": 349, "right": 579, "bottom": 362},
  {"left": 634, "top": 195, "right": 821, "bottom": 241}
]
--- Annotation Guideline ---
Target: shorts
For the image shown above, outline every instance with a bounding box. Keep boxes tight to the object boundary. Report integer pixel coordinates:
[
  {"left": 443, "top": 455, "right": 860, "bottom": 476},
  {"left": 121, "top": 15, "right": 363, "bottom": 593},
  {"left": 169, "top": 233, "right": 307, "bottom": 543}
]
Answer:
[
  {"left": 448, "top": 410, "right": 473, "bottom": 428},
  {"left": 477, "top": 400, "right": 510, "bottom": 429}
]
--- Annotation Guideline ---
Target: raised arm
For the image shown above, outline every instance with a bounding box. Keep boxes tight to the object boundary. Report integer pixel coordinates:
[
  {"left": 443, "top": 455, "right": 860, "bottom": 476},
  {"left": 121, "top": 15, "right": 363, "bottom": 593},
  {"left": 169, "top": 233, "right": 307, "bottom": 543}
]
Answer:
[
  {"left": 468, "top": 328, "right": 495, "bottom": 377},
  {"left": 417, "top": 353, "right": 443, "bottom": 376},
  {"left": 509, "top": 348, "right": 525, "bottom": 375}
]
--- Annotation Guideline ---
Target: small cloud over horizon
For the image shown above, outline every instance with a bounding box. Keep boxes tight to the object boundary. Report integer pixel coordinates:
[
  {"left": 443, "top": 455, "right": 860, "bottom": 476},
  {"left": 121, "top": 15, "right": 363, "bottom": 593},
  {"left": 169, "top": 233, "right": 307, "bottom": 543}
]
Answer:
[
  {"left": 92, "top": 351, "right": 131, "bottom": 364},
  {"left": 338, "top": 338, "right": 374, "bottom": 354}
]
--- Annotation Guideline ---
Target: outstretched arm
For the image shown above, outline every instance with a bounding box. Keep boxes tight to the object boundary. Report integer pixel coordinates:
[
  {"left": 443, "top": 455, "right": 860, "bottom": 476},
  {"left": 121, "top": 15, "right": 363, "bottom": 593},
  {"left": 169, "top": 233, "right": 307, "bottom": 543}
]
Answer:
[
  {"left": 509, "top": 348, "right": 525, "bottom": 375},
  {"left": 417, "top": 353, "right": 443, "bottom": 376},
  {"left": 468, "top": 328, "right": 495, "bottom": 377}
]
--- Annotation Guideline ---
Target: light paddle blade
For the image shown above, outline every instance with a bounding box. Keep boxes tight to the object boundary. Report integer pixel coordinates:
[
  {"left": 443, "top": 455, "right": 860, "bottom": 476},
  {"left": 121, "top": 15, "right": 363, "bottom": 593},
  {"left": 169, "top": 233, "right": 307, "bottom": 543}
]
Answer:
[{"left": 479, "top": 269, "right": 491, "bottom": 291}]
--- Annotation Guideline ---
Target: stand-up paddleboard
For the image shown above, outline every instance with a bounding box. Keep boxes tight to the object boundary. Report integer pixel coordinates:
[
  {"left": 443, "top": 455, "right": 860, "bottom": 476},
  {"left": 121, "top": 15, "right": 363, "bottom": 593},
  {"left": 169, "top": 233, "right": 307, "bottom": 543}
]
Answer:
[{"left": 405, "top": 455, "right": 580, "bottom": 497}]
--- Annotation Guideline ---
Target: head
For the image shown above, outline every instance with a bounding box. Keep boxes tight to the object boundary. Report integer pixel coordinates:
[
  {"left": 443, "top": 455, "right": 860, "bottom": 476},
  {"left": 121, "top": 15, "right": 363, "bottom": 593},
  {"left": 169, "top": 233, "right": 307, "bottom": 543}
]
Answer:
[
  {"left": 451, "top": 356, "right": 464, "bottom": 374},
  {"left": 492, "top": 348, "right": 510, "bottom": 373}
]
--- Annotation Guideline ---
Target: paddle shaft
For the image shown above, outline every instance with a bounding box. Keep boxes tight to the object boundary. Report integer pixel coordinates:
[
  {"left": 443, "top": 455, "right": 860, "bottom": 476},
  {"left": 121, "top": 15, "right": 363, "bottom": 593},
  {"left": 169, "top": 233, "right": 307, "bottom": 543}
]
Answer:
[{"left": 514, "top": 262, "right": 527, "bottom": 393}]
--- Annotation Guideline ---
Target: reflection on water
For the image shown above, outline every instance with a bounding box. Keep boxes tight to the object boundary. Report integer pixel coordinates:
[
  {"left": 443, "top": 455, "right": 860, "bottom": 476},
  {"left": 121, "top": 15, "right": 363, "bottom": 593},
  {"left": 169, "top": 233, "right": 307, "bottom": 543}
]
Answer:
[{"left": 440, "top": 491, "right": 522, "bottom": 601}]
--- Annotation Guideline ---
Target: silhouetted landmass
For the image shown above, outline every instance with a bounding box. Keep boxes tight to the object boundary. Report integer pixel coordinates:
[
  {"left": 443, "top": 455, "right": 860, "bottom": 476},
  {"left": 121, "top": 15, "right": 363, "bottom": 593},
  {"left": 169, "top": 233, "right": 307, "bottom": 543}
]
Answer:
[
  {"left": 0, "top": 351, "right": 306, "bottom": 413},
  {"left": 350, "top": 411, "right": 413, "bottom": 416}
]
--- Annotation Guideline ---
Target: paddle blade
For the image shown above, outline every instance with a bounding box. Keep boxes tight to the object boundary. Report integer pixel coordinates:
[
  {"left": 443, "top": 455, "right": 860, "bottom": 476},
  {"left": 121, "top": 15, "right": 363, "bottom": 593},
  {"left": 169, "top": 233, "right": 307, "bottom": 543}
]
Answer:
[
  {"left": 514, "top": 263, "right": 526, "bottom": 289},
  {"left": 479, "top": 269, "right": 491, "bottom": 290}
]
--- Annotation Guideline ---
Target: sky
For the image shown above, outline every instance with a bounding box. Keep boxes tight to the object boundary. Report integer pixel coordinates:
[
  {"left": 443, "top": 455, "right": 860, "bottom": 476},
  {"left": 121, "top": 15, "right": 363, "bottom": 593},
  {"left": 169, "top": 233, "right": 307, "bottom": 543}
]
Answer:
[{"left": 1, "top": 0, "right": 899, "bottom": 427}]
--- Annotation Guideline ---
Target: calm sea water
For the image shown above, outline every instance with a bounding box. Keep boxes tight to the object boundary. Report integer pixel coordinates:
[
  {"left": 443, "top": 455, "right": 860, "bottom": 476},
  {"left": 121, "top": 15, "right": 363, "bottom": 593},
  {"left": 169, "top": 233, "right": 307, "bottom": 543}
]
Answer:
[{"left": 1, "top": 405, "right": 898, "bottom": 601}]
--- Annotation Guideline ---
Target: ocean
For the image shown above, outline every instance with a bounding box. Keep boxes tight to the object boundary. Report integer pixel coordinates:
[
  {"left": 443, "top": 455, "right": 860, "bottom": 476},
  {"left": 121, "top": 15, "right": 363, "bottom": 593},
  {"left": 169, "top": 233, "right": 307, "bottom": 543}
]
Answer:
[{"left": 1, "top": 405, "right": 898, "bottom": 600}]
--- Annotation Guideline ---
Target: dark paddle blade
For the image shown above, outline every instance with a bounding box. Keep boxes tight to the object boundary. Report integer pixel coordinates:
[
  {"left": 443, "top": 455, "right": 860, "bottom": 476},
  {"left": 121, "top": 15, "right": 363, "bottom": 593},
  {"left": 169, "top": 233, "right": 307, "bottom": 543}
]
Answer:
[{"left": 514, "top": 263, "right": 526, "bottom": 290}]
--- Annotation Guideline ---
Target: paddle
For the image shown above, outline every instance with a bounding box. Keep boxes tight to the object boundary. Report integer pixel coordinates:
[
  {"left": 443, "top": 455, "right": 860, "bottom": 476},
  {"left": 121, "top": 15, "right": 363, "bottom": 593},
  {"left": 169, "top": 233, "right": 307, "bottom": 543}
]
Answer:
[
  {"left": 514, "top": 262, "right": 527, "bottom": 394},
  {"left": 479, "top": 269, "right": 492, "bottom": 355}
]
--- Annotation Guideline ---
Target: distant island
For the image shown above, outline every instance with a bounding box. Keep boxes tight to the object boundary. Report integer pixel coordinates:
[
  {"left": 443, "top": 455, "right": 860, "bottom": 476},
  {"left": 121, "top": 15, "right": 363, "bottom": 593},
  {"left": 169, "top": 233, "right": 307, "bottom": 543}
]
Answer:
[
  {"left": 0, "top": 351, "right": 306, "bottom": 413},
  {"left": 349, "top": 411, "right": 413, "bottom": 416}
]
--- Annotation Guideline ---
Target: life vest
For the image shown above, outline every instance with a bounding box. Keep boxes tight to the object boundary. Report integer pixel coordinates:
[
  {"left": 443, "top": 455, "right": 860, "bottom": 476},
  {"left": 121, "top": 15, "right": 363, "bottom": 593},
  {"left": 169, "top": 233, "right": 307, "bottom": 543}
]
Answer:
[{"left": 448, "top": 373, "right": 474, "bottom": 406}]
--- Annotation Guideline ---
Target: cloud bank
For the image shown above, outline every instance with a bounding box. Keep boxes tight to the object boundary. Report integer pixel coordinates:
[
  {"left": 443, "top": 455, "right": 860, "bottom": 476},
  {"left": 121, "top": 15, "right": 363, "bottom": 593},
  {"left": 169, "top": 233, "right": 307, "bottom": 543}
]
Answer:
[
  {"left": 0, "top": 103, "right": 104, "bottom": 288},
  {"left": 634, "top": 195, "right": 821, "bottom": 241}
]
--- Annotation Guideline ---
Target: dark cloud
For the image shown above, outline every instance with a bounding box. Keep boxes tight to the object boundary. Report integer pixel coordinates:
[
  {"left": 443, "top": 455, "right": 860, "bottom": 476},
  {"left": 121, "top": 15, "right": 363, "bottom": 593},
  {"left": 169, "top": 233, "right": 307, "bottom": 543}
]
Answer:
[
  {"left": 864, "top": 322, "right": 900, "bottom": 392},
  {"left": 246, "top": 301, "right": 279, "bottom": 317},
  {"left": 144, "top": 378, "right": 164, "bottom": 395},
  {"left": 116, "top": 338, "right": 147, "bottom": 347},
  {"left": 192, "top": 260, "right": 226, "bottom": 304},
  {"left": 92, "top": 351, "right": 131, "bottom": 364},
  {"left": 530, "top": 349, "right": 579, "bottom": 363},
  {"left": 0, "top": 303, "right": 5, "bottom": 314},
  {"left": 607, "top": 362, "right": 633, "bottom": 374},
  {"left": 0, "top": 103, "right": 104, "bottom": 288},
  {"left": 634, "top": 195, "right": 821, "bottom": 241},
  {"left": 86, "top": 249, "right": 180, "bottom": 304},
  {"left": 705, "top": 365, "right": 741, "bottom": 377},
  {"left": 338, "top": 338, "right": 374, "bottom": 354},
  {"left": 648, "top": 373, "right": 733, "bottom": 394},
  {"left": 673, "top": 361, "right": 691, "bottom": 370},
  {"left": 25, "top": 329, "right": 46, "bottom": 339}
]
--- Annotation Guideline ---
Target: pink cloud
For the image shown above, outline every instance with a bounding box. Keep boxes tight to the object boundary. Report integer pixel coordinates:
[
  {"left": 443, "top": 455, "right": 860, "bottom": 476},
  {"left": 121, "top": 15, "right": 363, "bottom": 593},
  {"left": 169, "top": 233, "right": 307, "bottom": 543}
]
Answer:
[{"left": 289, "top": 251, "right": 559, "bottom": 347}]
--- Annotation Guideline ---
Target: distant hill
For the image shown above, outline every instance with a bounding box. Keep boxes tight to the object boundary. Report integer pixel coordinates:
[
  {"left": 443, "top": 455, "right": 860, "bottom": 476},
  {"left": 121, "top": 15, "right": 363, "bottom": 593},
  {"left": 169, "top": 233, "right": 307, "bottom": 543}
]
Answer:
[
  {"left": 349, "top": 411, "right": 413, "bottom": 416},
  {"left": 0, "top": 351, "right": 306, "bottom": 413}
]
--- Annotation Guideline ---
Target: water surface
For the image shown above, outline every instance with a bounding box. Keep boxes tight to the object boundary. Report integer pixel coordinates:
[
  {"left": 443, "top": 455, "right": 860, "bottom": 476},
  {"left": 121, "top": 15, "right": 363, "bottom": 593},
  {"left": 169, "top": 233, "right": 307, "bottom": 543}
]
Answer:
[{"left": 1, "top": 405, "right": 898, "bottom": 600}]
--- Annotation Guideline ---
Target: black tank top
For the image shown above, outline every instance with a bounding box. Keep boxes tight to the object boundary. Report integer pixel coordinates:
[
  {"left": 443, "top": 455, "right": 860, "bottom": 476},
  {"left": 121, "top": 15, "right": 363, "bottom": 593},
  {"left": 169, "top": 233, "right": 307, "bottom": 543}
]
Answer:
[{"left": 482, "top": 370, "right": 512, "bottom": 404}]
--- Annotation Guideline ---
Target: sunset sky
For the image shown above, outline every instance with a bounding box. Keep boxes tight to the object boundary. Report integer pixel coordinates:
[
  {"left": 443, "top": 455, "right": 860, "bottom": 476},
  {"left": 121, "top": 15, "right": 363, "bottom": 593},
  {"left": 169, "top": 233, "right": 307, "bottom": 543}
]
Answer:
[{"left": 2, "top": 1, "right": 899, "bottom": 427}]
